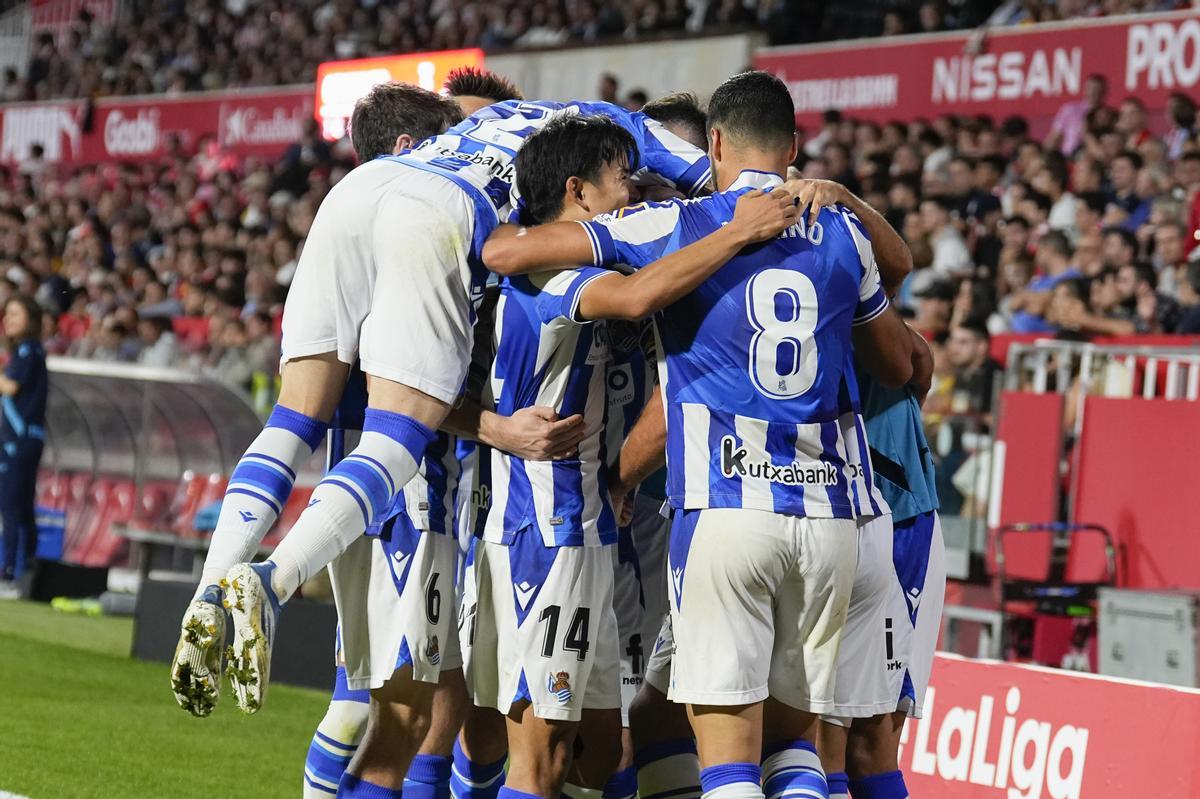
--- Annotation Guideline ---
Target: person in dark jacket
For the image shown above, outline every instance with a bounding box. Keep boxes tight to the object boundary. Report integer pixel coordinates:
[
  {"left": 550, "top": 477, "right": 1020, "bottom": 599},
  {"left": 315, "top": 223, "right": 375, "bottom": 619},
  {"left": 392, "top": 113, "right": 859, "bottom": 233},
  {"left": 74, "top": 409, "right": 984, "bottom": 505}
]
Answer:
[{"left": 0, "top": 293, "right": 48, "bottom": 583}]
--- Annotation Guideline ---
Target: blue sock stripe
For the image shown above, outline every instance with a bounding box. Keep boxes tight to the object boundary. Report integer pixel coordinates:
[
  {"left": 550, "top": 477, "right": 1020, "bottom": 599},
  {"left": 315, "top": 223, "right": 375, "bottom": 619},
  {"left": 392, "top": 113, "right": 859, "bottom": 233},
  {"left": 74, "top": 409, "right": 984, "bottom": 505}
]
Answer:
[
  {"left": 230, "top": 462, "right": 293, "bottom": 503},
  {"left": 224, "top": 487, "right": 283, "bottom": 515},
  {"left": 349, "top": 453, "right": 398, "bottom": 497},
  {"left": 826, "top": 772, "right": 849, "bottom": 797},
  {"left": 699, "top": 763, "right": 761, "bottom": 793},
  {"left": 603, "top": 767, "right": 638, "bottom": 799},
  {"left": 762, "top": 739, "right": 818, "bottom": 760},
  {"left": 305, "top": 771, "right": 340, "bottom": 795},
  {"left": 406, "top": 753, "right": 452, "bottom": 784},
  {"left": 496, "top": 788, "right": 541, "bottom": 799},
  {"left": 363, "top": 408, "right": 436, "bottom": 460},
  {"left": 244, "top": 451, "right": 297, "bottom": 479},
  {"left": 267, "top": 404, "right": 328, "bottom": 450},
  {"left": 306, "top": 744, "right": 353, "bottom": 778},
  {"left": 848, "top": 770, "right": 907, "bottom": 799},
  {"left": 634, "top": 737, "right": 699, "bottom": 768},
  {"left": 324, "top": 477, "right": 372, "bottom": 527},
  {"left": 314, "top": 729, "right": 359, "bottom": 752},
  {"left": 331, "top": 457, "right": 393, "bottom": 520},
  {"left": 338, "top": 774, "right": 405, "bottom": 799}
]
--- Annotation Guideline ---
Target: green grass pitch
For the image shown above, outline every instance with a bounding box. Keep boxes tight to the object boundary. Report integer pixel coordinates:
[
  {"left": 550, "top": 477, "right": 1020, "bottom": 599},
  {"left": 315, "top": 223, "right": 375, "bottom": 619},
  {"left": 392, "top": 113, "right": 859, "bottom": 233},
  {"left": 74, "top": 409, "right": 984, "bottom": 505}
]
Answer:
[{"left": 0, "top": 600, "right": 329, "bottom": 798}]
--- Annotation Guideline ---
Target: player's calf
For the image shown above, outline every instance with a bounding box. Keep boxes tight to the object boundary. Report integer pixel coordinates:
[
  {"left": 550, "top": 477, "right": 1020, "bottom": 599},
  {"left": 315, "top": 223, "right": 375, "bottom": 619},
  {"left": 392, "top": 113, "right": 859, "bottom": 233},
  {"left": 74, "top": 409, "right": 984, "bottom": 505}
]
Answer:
[
  {"left": 451, "top": 706, "right": 508, "bottom": 799},
  {"left": 501, "top": 703, "right": 578, "bottom": 799},
  {"left": 339, "top": 665, "right": 439, "bottom": 797},
  {"left": 564, "top": 707, "right": 622, "bottom": 799}
]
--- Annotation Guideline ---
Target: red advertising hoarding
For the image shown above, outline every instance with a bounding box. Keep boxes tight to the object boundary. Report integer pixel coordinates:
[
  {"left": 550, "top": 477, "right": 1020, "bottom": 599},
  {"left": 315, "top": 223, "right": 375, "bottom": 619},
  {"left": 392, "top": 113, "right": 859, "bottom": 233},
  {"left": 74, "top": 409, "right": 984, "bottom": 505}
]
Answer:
[
  {"left": 906, "top": 654, "right": 1200, "bottom": 798},
  {"left": 755, "top": 10, "right": 1200, "bottom": 134},
  {"left": 0, "top": 86, "right": 313, "bottom": 166}
]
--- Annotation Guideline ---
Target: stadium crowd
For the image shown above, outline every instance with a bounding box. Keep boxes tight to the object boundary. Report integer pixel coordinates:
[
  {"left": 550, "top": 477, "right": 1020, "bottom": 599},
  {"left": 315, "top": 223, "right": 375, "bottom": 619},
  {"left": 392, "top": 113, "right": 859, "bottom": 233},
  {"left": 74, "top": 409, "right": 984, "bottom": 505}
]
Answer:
[
  {"left": 3, "top": 70, "right": 1200, "bottom": 406},
  {"left": 1, "top": 0, "right": 1189, "bottom": 102}
]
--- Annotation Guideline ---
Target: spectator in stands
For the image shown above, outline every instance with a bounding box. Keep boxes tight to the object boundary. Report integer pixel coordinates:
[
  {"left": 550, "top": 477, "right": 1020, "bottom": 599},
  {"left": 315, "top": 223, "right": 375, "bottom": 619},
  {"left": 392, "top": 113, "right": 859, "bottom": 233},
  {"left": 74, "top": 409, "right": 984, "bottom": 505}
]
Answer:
[
  {"left": 137, "top": 316, "right": 181, "bottom": 368},
  {"left": 1152, "top": 221, "right": 1190, "bottom": 298},
  {"left": 912, "top": 279, "right": 955, "bottom": 340},
  {"left": 1165, "top": 92, "right": 1197, "bottom": 160},
  {"left": 1116, "top": 97, "right": 1152, "bottom": 150},
  {"left": 946, "top": 318, "right": 999, "bottom": 416},
  {"left": 1177, "top": 263, "right": 1200, "bottom": 334},
  {"left": 1047, "top": 73, "right": 1107, "bottom": 155},
  {"left": 922, "top": 195, "right": 972, "bottom": 279},
  {"left": 0, "top": 294, "right": 48, "bottom": 587},
  {"left": 1007, "top": 230, "right": 1079, "bottom": 333}
]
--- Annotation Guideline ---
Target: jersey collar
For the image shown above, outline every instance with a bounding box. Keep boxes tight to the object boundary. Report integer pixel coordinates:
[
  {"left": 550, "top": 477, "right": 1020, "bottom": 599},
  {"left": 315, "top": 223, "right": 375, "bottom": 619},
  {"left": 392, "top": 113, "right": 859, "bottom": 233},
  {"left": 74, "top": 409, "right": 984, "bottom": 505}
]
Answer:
[{"left": 728, "top": 169, "right": 784, "bottom": 191}]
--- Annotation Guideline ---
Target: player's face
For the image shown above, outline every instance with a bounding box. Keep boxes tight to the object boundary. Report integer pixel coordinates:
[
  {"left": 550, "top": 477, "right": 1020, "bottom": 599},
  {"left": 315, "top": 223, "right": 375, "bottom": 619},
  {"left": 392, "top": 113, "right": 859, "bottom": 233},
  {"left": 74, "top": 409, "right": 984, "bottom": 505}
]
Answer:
[{"left": 581, "top": 159, "right": 633, "bottom": 216}]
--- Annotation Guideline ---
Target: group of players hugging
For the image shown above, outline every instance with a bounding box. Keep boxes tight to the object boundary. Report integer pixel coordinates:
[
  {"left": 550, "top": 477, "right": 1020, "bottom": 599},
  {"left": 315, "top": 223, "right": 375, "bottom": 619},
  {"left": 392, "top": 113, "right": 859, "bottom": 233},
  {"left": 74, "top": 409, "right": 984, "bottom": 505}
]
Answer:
[{"left": 167, "top": 66, "right": 944, "bottom": 799}]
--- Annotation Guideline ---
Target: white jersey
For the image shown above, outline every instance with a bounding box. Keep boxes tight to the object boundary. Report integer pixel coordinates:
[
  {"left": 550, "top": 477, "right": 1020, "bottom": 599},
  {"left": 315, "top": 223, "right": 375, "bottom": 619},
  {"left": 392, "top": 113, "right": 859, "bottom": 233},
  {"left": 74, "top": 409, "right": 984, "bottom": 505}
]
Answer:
[
  {"left": 391, "top": 99, "right": 711, "bottom": 255},
  {"left": 479, "top": 268, "right": 617, "bottom": 548}
]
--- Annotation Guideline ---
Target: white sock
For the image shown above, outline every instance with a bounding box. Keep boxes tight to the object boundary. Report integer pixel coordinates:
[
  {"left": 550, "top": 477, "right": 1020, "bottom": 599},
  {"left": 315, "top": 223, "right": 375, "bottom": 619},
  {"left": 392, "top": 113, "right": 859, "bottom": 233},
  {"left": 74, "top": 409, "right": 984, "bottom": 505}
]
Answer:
[
  {"left": 699, "top": 763, "right": 763, "bottom": 799},
  {"left": 762, "top": 742, "right": 826, "bottom": 799},
  {"left": 267, "top": 412, "right": 434, "bottom": 601},
  {"left": 194, "top": 405, "right": 325, "bottom": 600}
]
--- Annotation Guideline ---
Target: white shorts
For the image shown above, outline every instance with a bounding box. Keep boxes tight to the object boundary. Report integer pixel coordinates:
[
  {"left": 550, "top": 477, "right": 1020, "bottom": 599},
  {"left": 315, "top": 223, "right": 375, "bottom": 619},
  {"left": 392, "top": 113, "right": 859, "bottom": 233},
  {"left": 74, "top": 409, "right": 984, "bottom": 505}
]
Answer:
[
  {"left": 329, "top": 516, "right": 461, "bottom": 691},
  {"left": 465, "top": 531, "right": 621, "bottom": 722},
  {"left": 826, "top": 514, "right": 899, "bottom": 721},
  {"left": 890, "top": 511, "right": 946, "bottom": 719},
  {"left": 281, "top": 161, "right": 478, "bottom": 404},
  {"left": 667, "top": 508, "right": 857, "bottom": 712}
]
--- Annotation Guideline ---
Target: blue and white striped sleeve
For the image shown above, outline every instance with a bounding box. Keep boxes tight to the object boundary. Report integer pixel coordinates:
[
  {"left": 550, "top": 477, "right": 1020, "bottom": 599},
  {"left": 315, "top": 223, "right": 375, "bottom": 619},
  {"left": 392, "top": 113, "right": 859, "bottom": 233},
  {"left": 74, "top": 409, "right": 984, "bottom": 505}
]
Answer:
[
  {"left": 535, "top": 267, "right": 611, "bottom": 324},
  {"left": 577, "top": 201, "right": 683, "bottom": 269},
  {"left": 843, "top": 210, "right": 890, "bottom": 326},
  {"left": 582, "top": 101, "right": 711, "bottom": 197}
]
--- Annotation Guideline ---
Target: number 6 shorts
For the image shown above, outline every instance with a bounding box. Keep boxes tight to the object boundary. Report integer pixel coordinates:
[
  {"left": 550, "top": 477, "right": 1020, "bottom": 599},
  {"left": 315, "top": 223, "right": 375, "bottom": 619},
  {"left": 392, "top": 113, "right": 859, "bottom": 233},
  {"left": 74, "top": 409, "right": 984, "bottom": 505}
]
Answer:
[
  {"left": 463, "top": 529, "right": 621, "bottom": 722},
  {"left": 667, "top": 507, "right": 857, "bottom": 712},
  {"left": 328, "top": 514, "right": 461, "bottom": 691}
]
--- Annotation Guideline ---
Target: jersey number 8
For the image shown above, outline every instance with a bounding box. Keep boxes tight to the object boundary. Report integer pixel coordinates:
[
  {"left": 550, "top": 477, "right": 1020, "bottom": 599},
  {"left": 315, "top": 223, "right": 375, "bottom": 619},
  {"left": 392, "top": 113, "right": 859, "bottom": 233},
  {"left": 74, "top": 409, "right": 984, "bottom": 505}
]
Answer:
[{"left": 746, "top": 268, "right": 820, "bottom": 399}]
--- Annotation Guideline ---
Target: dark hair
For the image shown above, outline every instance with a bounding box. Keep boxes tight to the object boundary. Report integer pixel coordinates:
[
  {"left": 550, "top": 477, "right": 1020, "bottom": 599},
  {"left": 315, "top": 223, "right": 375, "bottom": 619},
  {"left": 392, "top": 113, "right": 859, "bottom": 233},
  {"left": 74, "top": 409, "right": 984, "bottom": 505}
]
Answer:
[
  {"left": 1114, "top": 149, "right": 1144, "bottom": 171},
  {"left": 625, "top": 89, "right": 649, "bottom": 108},
  {"left": 515, "top": 115, "right": 638, "bottom": 224},
  {"left": 1102, "top": 225, "right": 1137, "bottom": 252},
  {"left": 957, "top": 317, "right": 990, "bottom": 341},
  {"left": 444, "top": 67, "right": 523, "bottom": 104},
  {"left": 1003, "top": 215, "right": 1030, "bottom": 230},
  {"left": 1025, "top": 190, "right": 1052, "bottom": 214},
  {"left": 1039, "top": 230, "right": 1072, "bottom": 259},
  {"left": 642, "top": 91, "right": 708, "bottom": 149},
  {"left": 4, "top": 293, "right": 41, "bottom": 342},
  {"left": 350, "top": 82, "right": 464, "bottom": 162},
  {"left": 1078, "top": 191, "right": 1107, "bottom": 215},
  {"left": 707, "top": 71, "right": 795, "bottom": 150},
  {"left": 1000, "top": 115, "right": 1029, "bottom": 139}
]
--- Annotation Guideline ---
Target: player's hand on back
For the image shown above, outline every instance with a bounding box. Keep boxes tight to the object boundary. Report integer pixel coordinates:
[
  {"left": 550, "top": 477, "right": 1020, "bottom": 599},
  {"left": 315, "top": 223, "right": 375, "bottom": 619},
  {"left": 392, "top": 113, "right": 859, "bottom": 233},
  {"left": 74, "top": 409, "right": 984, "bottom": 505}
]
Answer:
[
  {"left": 728, "top": 188, "right": 800, "bottom": 246},
  {"left": 496, "top": 406, "right": 586, "bottom": 460},
  {"left": 781, "top": 178, "right": 850, "bottom": 226}
]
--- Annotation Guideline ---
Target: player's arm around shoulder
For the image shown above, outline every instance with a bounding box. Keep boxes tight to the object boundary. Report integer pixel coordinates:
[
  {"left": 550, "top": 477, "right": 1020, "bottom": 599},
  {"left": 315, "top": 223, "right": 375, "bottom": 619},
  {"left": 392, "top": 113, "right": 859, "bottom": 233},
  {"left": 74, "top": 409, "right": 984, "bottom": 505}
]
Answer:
[
  {"left": 575, "top": 188, "right": 799, "bottom": 321},
  {"left": 482, "top": 221, "right": 597, "bottom": 276}
]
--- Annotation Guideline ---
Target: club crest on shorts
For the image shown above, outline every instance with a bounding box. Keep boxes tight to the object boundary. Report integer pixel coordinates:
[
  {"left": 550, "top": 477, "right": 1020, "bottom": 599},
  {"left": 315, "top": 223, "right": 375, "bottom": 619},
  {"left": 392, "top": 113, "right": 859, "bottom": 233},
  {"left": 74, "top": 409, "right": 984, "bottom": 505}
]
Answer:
[
  {"left": 547, "top": 670, "right": 573, "bottom": 703},
  {"left": 425, "top": 636, "right": 441, "bottom": 666}
]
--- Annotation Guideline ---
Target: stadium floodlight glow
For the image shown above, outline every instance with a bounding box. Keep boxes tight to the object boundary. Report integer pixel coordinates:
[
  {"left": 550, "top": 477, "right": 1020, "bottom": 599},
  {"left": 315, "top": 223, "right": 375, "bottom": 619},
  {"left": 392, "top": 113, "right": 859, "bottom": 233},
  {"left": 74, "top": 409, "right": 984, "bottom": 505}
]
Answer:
[{"left": 314, "top": 49, "right": 485, "bottom": 141}]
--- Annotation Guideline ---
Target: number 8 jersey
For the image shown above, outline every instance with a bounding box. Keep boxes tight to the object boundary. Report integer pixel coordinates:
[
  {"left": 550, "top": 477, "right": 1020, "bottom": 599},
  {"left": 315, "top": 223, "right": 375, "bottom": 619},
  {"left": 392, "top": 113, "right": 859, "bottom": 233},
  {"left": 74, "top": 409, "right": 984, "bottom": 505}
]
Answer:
[{"left": 579, "top": 170, "right": 889, "bottom": 520}]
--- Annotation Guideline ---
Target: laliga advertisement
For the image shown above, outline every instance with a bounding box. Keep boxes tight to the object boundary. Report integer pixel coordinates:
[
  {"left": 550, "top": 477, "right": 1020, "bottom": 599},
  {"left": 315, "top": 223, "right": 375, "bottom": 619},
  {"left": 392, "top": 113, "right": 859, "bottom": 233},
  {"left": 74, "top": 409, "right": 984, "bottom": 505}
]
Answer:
[
  {"left": 314, "top": 49, "right": 484, "bottom": 141},
  {"left": 905, "top": 654, "right": 1200, "bottom": 798},
  {"left": 756, "top": 9, "right": 1200, "bottom": 135}
]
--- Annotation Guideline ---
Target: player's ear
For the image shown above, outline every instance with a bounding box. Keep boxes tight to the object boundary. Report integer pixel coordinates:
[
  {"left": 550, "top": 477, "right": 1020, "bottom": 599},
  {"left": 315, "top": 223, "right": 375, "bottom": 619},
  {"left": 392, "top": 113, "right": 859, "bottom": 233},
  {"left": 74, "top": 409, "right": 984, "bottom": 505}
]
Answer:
[
  {"left": 787, "top": 131, "right": 799, "bottom": 165},
  {"left": 565, "top": 175, "right": 586, "bottom": 211},
  {"left": 709, "top": 127, "right": 723, "bottom": 165},
  {"left": 391, "top": 134, "right": 415, "bottom": 155}
]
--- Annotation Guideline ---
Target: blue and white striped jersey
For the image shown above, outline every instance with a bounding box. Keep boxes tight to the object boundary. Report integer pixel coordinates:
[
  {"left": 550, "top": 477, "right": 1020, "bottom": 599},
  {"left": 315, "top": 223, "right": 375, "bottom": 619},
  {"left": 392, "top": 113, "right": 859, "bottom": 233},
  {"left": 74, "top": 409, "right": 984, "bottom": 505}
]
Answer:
[
  {"left": 579, "top": 170, "right": 890, "bottom": 519},
  {"left": 480, "top": 267, "right": 618, "bottom": 547},
  {"left": 392, "top": 100, "right": 711, "bottom": 256}
]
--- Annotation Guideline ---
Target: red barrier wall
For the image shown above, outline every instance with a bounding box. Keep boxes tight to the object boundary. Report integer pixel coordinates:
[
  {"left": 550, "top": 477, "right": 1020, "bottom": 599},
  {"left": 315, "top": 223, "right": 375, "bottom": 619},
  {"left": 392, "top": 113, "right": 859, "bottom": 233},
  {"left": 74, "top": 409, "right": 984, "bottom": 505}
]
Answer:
[
  {"left": 903, "top": 654, "right": 1200, "bottom": 798},
  {"left": 757, "top": 11, "right": 1200, "bottom": 133},
  {"left": 1073, "top": 396, "right": 1200, "bottom": 590}
]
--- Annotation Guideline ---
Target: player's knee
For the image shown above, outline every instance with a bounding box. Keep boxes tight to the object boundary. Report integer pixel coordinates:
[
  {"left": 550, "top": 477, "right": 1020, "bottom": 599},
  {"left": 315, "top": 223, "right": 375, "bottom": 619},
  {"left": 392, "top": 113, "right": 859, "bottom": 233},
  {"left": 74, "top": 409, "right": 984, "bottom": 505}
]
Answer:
[
  {"left": 317, "top": 699, "right": 370, "bottom": 748},
  {"left": 278, "top": 354, "right": 350, "bottom": 420},
  {"left": 844, "top": 715, "right": 901, "bottom": 778}
]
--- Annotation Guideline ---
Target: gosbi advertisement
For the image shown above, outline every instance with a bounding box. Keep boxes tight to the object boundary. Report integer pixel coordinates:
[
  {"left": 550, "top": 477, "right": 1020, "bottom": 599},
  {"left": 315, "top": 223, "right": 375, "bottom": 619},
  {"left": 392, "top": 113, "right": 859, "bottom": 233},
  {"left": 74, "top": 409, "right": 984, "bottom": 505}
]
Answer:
[{"left": 314, "top": 49, "right": 485, "bottom": 141}]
